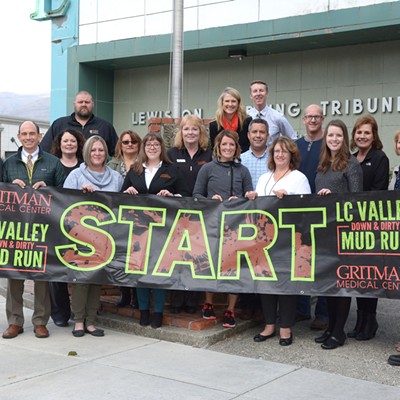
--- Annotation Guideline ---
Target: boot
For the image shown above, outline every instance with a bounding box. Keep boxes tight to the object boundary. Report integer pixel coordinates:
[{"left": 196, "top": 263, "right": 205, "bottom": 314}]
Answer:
[
  {"left": 116, "top": 287, "right": 131, "bottom": 307},
  {"left": 356, "top": 312, "right": 378, "bottom": 341},
  {"left": 347, "top": 310, "right": 364, "bottom": 338}
]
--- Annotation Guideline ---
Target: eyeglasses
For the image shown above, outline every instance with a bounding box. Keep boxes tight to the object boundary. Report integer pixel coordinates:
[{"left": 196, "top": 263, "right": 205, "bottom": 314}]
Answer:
[
  {"left": 273, "top": 149, "right": 289, "bottom": 155},
  {"left": 122, "top": 140, "right": 138, "bottom": 145},
  {"left": 145, "top": 142, "right": 161, "bottom": 149},
  {"left": 304, "top": 115, "right": 323, "bottom": 121}
]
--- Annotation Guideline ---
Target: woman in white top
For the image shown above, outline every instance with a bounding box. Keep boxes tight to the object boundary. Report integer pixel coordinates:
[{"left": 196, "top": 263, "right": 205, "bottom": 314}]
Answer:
[{"left": 252, "top": 137, "right": 311, "bottom": 346}]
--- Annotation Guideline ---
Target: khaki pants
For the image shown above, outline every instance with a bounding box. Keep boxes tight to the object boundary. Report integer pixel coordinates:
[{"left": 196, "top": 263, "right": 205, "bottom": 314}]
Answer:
[{"left": 6, "top": 279, "right": 50, "bottom": 326}]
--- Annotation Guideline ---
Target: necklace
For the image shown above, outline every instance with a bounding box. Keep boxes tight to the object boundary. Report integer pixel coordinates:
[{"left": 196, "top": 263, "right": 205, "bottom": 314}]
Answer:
[{"left": 264, "top": 168, "right": 290, "bottom": 196}]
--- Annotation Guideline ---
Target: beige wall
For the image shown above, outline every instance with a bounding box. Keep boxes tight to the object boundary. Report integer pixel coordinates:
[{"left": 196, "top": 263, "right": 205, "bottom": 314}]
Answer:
[{"left": 113, "top": 39, "right": 400, "bottom": 166}]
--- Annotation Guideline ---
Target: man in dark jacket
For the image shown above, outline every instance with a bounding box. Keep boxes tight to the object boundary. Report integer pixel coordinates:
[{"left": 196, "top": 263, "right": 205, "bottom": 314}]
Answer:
[
  {"left": 40, "top": 90, "right": 118, "bottom": 156},
  {"left": 2, "top": 120, "right": 65, "bottom": 339}
]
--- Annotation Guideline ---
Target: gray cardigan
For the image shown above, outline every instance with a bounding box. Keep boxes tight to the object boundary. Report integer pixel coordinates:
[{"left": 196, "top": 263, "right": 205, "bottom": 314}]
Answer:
[{"left": 193, "top": 157, "right": 253, "bottom": 200}]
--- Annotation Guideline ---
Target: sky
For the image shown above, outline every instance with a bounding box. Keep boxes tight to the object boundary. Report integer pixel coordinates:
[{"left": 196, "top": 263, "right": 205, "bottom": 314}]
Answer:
[{"left": 0, "top": 1, "right": 51, "bottom": 94}]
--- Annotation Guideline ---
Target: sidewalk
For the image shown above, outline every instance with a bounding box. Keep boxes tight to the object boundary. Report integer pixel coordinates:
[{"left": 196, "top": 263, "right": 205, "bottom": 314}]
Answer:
[{"left": 1, "top": 282, "right": 400, "bottom": 399}]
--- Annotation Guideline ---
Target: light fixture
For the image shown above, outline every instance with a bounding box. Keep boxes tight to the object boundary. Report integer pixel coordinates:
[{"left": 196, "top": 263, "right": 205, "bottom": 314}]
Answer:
[{"left": 228, "top": 49, "right": 247, "bottom": 61}]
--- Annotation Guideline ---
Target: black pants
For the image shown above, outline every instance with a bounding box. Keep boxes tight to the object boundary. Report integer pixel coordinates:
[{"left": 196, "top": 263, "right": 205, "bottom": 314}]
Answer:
[
  {"left": 49, "top": 282, "right": 71, "bottom": 323},
  {"left": 260, "top": 294, "right": 296, "bottom": 328}
]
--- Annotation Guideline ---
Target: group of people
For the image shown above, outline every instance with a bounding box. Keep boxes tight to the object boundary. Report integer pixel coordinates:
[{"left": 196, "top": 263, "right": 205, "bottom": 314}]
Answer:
[{"left": 1, "top": 85, "right": 399, "bottom": 366}]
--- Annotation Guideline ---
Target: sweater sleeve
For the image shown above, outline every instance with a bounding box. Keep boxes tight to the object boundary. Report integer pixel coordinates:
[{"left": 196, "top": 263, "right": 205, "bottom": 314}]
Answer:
[
  {"left": 63, "top": 170, "right": 80, "bottom": 190},
  {"left": 193, "top": 165, "right": 209, "bottom": 199}
]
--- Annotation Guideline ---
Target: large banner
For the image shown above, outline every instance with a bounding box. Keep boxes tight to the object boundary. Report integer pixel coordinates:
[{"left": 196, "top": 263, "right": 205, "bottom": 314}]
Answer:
[{"left": 0, "top": 183, "right": 399, "bottom": 298}]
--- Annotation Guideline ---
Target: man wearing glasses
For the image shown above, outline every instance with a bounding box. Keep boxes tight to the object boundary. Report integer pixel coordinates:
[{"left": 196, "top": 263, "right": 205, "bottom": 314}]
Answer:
[
  {"left": 295, "top": 104, "right": 329, "bottom": 331},
  {"left": 41, "top": 90, "right": 119, "bottom": 156},
  {"left": 248, "top": 80, "right": 297, "bottom": 146}
]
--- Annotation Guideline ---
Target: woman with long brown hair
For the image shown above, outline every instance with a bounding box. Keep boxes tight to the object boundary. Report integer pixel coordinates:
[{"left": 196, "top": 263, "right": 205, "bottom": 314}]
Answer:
[{"left": 315, "top": 120, "right": 363, "bottom": 350}]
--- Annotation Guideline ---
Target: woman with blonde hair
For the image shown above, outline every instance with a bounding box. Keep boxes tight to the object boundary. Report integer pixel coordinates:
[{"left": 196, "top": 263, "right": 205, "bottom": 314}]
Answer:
[
  {"left": 209, "top": 87, "right": 252, "bottom": 152},
  {"left": 64, "top": 135, "right": 124, "bottom": 337},
  {"left": 167, "top": 115, "right": 212, "bottom": 314}
]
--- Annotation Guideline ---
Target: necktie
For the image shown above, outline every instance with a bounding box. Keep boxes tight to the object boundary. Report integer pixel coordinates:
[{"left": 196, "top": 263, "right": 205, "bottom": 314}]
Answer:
[{"left": 27, "top": 154, "right": 33, "bottom": 174}]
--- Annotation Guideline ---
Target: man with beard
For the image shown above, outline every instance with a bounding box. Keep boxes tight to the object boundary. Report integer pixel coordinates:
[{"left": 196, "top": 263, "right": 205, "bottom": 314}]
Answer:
[
  {"left": 248, "top": 80, "right": 297, "bottom": 146},
  {"left": 41, "top": 90, "right": 118, "bottom": 156}
]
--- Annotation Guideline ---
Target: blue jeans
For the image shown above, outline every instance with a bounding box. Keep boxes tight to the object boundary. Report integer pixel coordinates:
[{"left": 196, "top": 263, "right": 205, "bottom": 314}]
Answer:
[{"left": 296, "top": 295, "right": 328, "bottom": 320}]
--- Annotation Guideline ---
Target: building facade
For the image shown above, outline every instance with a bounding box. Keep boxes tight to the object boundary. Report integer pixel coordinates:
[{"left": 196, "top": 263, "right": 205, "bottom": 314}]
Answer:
[{"left": 34, "top": 0, "right": 400, "bottom": 163}]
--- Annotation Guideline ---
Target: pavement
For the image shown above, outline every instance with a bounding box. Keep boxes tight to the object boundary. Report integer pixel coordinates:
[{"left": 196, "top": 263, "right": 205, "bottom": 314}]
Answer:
[{"left": 0, "top": 280, "right": 400, "bottom": 399}]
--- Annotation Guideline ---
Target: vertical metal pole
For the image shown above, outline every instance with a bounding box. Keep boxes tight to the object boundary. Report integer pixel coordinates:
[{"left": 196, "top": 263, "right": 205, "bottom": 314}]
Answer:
[{"left": 170, "top": 0, "right": 184, "bottom": 118}]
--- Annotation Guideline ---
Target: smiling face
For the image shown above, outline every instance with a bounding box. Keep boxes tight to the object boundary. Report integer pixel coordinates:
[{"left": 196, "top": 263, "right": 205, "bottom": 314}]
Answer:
[
  {"left": 89, "top": 140, "right": 106, "bottom": 169},
  {"left": 182, "top": 123, "right": 200, "bottom": 147},
  {"left": 144, "top": 139, "right": 162, "bottom": 162},
  {"left": 250, "top": 82, "right": 268, "bottom": 111},
  {"left": 272, "top": 143, "right": 290, "bottom": 170},
  {"left": 248, "top": 122, "right": 268, "bottom": 153},
  {"left": 326, "top": 125, "right": 345, "bottom": 156},
  {"left": 354, "top": 123, "right": 374, "bottom": 152},
  {"left": 222, "top": 93, "right": 239, "bottom": 117},
  {"left": 60, "top": 132, "right": 78, "bottom": 157},
  {"left": 18, "top": 121, "right": 41, "bottom": 153},
  {"left": 302, "top": 104, "right": 324, "bottom": 136},
  {"left": 219, "top": 135, "right": 237, "bottom": 162}
]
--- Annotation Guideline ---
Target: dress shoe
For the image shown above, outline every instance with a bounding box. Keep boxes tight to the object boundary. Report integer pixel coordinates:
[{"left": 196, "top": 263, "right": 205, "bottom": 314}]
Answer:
[
  {"left": 279, "top": 333, "right": 293, "bottom": 346},
  {"left": 314, "top": 330, "right": 332, "bottom": 344},
  {"left": 84, "top": 327, "right": 105, "bottom": 337},
  {"left": 140, "top": 310, "right": 150, "bottom": 326},
  {"left": 321, "top": 335, "right": 345, "bottom": 350},
  {"left": 151, "top": 312, "right": 163, "bottom": 329},
  {"left": 2, "top": 324, "right": 23, "bottom": 339},
  {"left": 72, "top": 326, "right": 85, "bottom": 337},
  {"left": 54, "top": 320, "right": 69, "bottom": 327},
  {"left": 388, "top": 354, "right": 400, "bottom": 366},
  {"left": 34, "top": 325, "right": 49, "bottom": 338},
  {"left": 253, "top": 332, "right": 276, "bottom": 342}
]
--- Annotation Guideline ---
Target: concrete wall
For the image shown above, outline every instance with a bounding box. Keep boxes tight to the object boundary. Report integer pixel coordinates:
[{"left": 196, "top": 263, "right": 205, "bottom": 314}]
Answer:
[{"left": 113, "top": 39, "right": 400, "bottom": 165}]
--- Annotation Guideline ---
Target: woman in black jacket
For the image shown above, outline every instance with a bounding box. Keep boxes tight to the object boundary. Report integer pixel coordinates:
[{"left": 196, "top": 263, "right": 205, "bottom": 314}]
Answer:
[
  {"left": 209, "top": 87, "right": 251, "bottom": 153},
  {"left": 348, "top": 115, "right": 389, "bottom": 341}
]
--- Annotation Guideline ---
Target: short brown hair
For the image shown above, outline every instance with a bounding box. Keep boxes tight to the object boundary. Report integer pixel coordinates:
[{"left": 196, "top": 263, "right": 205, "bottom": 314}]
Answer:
[{"left": 351, "top": 115, "right": 383, "bottom": 151}]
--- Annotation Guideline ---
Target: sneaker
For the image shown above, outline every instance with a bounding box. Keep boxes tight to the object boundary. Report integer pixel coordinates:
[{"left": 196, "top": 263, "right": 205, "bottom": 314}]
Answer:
[
  {"left": 202, "top": 303, "right": 216, "bottom": 320},
  {"left": 222, "top": 310, "right": 236, "bottom": 328}
]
